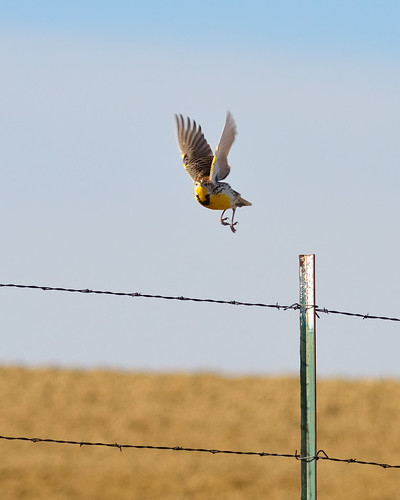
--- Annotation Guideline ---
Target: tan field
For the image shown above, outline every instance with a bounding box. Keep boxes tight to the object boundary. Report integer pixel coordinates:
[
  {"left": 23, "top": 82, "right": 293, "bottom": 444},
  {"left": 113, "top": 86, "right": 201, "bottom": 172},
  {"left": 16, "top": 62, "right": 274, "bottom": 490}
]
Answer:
[{"left": 1, "top": 366, "right": 400, "bottom": 499}]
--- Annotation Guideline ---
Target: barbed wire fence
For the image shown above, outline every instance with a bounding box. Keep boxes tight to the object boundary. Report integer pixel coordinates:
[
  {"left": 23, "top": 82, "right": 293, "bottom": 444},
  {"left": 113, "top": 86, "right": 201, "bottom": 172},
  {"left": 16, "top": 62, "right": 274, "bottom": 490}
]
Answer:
[
  {"left": 1, "top": 281, "right": 399, "bottom": 476},
  {"left": 1, "top": 283, "right": 399, "bottom": 322},
  {"left": 0, "top": 435, "right": 399, "bottom": 469}
]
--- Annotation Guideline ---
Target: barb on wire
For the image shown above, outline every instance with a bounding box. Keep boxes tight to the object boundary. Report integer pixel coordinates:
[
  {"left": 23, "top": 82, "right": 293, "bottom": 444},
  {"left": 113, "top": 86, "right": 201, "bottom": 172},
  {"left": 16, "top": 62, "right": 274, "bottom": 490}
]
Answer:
[
  {"left": 0, "top": 435, "right": 399, "bottom": 469},
  {"left": 0, "top": 283, "right": 399, "bottom": 323}
]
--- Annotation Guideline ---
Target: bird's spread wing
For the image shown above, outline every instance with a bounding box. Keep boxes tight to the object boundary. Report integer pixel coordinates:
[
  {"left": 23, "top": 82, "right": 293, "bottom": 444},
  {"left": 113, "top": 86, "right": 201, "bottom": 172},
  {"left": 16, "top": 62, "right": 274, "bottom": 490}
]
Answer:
[
  {"left": 210, "top": 112, "right": 237, "bottom": 183},
  {"left": 175, "top": 114, "right": 214, "bottom": 181}
]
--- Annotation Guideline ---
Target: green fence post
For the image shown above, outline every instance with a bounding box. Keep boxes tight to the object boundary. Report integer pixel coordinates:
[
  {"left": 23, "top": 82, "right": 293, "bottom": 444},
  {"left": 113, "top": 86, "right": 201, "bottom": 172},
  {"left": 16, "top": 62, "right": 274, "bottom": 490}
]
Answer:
[{"left": 299, "top": 254, "right": 317, "bottom": 499}]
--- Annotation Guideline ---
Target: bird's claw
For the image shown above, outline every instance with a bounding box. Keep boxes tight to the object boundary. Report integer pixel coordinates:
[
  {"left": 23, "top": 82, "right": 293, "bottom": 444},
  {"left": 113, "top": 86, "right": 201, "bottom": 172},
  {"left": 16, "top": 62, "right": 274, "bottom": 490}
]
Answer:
[
  {"left": 220, "top": 217, "right": 230, "bottom": 226},
  {"left": 230, "top": 222, "right": 238, "bottom": 233}
]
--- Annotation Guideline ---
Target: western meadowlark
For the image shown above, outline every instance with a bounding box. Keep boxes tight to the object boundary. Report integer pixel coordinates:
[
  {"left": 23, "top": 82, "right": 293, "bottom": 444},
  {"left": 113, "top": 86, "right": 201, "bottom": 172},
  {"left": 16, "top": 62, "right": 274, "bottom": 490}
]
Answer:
[{"left": 175, "top": 112, "right": 252, "bottom": 233}]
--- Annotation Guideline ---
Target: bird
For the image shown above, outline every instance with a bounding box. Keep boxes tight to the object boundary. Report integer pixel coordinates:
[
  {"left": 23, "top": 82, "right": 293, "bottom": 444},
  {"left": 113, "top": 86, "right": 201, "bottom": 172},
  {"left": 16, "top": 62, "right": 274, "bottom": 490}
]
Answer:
[{"left": 175, "top": 112, "right": 252, "bottom": 233}]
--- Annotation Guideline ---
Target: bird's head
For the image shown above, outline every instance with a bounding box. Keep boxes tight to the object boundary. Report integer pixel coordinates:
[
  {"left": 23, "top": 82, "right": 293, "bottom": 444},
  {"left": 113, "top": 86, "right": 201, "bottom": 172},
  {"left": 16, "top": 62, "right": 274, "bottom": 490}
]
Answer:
[{"left": 194, "top": 181, "right": 210, "bottom": 205}]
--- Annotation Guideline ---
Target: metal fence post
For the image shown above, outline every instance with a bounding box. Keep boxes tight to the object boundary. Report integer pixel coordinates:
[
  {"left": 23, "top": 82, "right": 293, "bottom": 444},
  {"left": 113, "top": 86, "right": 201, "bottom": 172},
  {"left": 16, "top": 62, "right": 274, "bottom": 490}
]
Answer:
[{"left": 299, "top": 254, "right": 317, "bottom": 499}]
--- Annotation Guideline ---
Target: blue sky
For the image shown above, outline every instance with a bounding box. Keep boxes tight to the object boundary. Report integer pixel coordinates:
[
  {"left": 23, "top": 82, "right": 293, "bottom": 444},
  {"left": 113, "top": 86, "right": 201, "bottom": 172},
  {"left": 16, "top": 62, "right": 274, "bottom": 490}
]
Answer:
[
  {"left": 1, "top": 1, "right": 399, "bottom": 377},
  {"left": 2, "top": 1, "right": 400, "bottom": 56}
]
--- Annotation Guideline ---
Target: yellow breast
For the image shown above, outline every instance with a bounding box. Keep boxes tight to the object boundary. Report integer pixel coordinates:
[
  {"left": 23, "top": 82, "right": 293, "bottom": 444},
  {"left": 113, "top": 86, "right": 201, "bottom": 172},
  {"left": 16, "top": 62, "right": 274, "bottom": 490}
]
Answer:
[{"left": 194, "top": 184, "right": 231, "bottom": 210}]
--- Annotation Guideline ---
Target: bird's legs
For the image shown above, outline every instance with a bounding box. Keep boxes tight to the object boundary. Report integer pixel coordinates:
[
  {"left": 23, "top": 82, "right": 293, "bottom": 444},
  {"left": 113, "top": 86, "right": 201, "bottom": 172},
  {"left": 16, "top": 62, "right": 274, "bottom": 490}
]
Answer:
[
  {"left": 230, "top": 208, "right": 238, "bottom": 233},
  {"left": 219, "top": 210, "right": 230, "bottom": 226},
  {"left": 219, "top": 209, "right": 238, "bottom": 232}
]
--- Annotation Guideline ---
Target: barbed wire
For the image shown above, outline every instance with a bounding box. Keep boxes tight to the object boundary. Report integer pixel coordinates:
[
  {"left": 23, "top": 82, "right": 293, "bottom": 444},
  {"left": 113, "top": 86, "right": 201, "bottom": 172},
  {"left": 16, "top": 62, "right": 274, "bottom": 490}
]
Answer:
[
  {"left": 1, "top": 283, "right": 399, "bottom": 323},
  {"left": 0, "top": 435, "right": 398, "bottom": 469}
]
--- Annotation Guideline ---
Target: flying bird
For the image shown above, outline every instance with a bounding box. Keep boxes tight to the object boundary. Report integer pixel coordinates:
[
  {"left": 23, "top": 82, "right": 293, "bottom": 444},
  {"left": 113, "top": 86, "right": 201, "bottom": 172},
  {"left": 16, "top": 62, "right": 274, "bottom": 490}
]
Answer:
[{"left": 175, "top": 112, "right": 252, "bottom": 233}]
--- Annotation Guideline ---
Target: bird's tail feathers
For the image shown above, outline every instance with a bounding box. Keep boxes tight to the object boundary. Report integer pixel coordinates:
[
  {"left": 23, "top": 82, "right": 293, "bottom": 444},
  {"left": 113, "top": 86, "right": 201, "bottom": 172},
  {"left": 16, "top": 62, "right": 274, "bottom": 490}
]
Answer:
[{"left": 237, "top": 197, "right": 252, "bottom": 207}]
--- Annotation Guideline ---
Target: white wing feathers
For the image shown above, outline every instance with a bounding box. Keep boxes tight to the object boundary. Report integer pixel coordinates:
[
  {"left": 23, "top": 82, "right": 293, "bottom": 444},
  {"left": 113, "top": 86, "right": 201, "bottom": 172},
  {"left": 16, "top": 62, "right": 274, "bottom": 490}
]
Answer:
[{"left": 210, "top": 111, "right": 237, "bottom": 183}]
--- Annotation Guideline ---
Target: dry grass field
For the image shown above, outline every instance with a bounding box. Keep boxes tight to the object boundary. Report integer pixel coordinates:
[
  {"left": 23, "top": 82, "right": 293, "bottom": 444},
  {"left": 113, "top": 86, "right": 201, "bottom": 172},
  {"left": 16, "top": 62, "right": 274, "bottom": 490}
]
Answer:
[{"left": 1, "top": 366, "right": 400, "bottom": 499}]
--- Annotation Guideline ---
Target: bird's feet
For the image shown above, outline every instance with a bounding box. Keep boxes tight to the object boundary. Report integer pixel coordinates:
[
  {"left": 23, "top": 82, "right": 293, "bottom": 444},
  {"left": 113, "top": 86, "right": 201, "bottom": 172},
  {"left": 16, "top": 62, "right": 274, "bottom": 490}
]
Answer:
[
  {"left": 220, "top": 216, "right": 230, "bottom": 226},
  {"left": 220, "top": 211, "right": 238, "bottom": 233}
]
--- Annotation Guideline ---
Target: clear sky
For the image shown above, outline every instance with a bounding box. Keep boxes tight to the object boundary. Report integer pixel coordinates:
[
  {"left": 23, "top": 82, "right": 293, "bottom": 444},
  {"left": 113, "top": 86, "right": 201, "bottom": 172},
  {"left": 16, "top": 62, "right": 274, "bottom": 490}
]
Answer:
[{"left": 1, "top": 1, "right": 399, "bottom": 377}]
